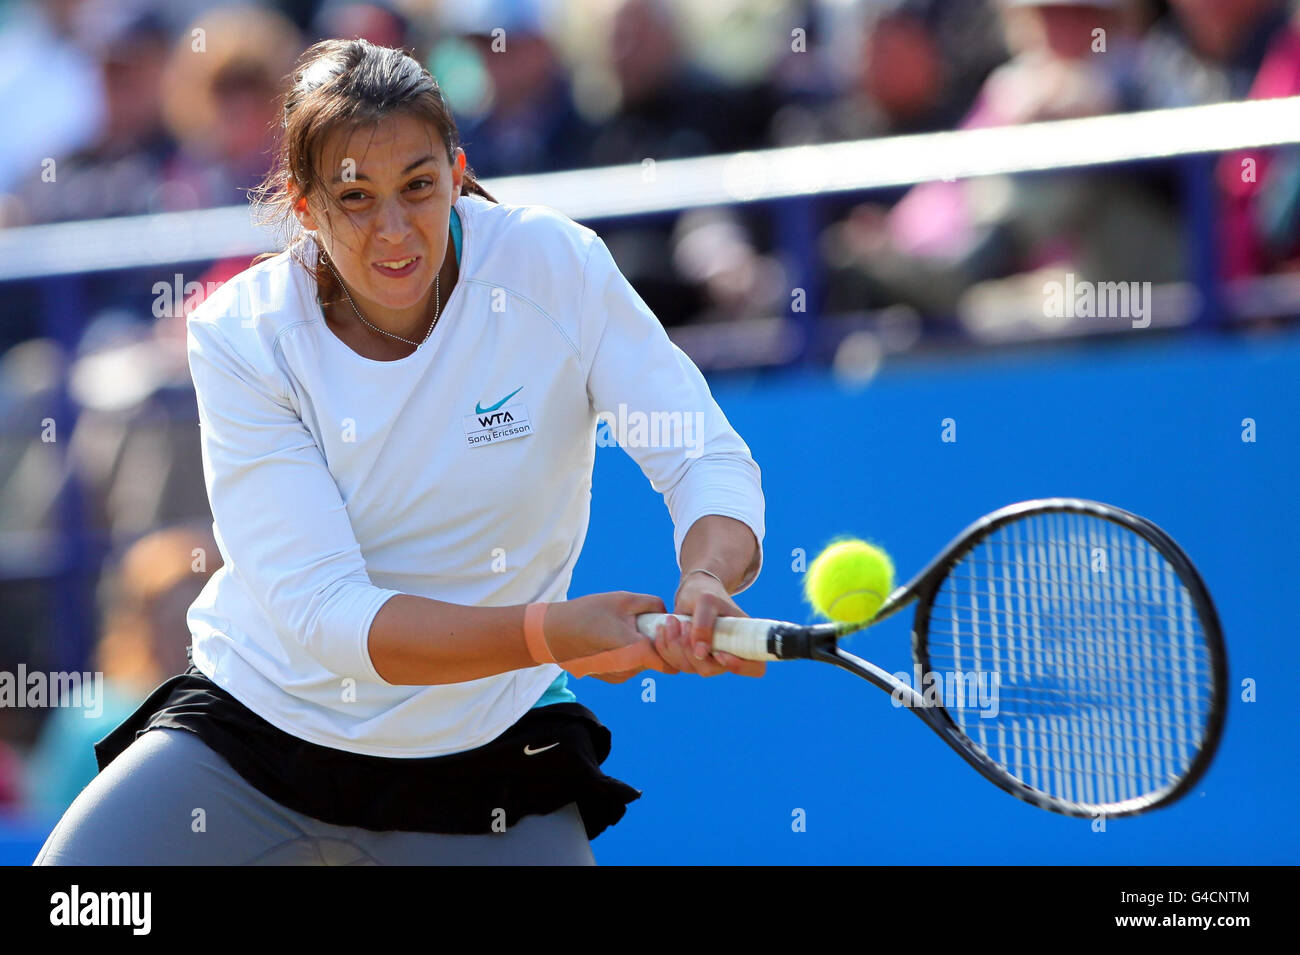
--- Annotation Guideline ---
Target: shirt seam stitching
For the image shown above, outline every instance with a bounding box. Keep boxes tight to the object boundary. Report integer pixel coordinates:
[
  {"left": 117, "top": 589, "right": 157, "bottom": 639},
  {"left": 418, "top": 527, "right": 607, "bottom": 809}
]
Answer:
[
  {"left": 198, "top": 318, "right": 297, "bottom": 406},
  {"left": 271, "top": 319, "right": 318, "bottom": 365},
  {"left": 461, "top": 276, "right": 581, "bottom": 359},
  {"left": 575, "top": 233, "right": 597, "bottom": 372}
]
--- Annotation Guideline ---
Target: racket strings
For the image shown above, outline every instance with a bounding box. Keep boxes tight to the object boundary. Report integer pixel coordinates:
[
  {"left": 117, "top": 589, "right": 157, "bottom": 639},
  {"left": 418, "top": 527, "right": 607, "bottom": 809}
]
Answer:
[
  {"left": 926, "top": 510, "right": 1214, "bottom": 809},
  {"left": 925, "top": 649, "right": 1212, "bottom": 685},
  {"left": 918, "top": 649, "right": 1211, "bottom": 705}
]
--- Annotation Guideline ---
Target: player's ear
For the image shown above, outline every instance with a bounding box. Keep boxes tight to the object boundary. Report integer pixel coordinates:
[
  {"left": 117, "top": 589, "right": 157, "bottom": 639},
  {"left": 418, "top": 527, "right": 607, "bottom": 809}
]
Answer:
[
  {"left": 450, "top": 148, "right": 466, "bottom": 201},
  {"left": 289, "top": 182, "right": 318, "bottom": 232}
]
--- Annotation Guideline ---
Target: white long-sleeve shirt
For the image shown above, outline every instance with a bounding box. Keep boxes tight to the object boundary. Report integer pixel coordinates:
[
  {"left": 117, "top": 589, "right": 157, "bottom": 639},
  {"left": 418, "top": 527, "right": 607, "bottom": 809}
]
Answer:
[{"left": 184, "top": 192, "right": 765, "bottom": 758}]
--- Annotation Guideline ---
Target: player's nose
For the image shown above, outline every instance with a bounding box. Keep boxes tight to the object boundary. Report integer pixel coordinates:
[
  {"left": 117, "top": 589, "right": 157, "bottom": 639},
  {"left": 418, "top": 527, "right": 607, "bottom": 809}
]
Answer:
[{"left": 373, "top": 197, "right": 413, "bottom": 244}]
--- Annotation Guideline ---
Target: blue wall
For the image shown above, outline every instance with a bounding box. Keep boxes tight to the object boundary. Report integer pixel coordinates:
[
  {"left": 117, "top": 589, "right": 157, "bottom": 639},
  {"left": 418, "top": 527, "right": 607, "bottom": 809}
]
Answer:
[
  {"left": 572, "top": 329, "right": 1300, "bottom": 864},
  {"left": 6, "top": 328, "right": 1296, "bottom": 864}
]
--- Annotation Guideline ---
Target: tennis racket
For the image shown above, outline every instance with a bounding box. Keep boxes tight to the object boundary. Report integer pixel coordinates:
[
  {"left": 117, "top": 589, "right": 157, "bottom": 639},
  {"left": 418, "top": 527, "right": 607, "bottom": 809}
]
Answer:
[{"left": 636, "top": 498, "right": 1227, "bottom": 818}]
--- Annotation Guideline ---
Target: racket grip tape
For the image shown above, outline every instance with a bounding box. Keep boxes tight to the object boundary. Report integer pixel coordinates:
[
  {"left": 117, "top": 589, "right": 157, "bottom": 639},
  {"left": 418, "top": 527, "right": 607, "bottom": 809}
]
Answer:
[{"left": 635, "top": 613, "right": 784, "bottom": 662}]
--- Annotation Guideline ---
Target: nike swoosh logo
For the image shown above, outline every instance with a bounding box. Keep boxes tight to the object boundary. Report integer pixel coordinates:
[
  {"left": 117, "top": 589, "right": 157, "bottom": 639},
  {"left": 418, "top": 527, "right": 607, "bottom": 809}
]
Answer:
[
  {"left": 476, "top": 387, "right": 523, "bottom": 415},
  {"left": 524, "top": 742, "right": 559, "bottom": 756}
]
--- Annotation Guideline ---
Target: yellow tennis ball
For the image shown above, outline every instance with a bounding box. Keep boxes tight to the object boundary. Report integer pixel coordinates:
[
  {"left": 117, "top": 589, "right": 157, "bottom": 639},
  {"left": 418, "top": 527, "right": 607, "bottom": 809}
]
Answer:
[{"left": 804, "top": 539, "right": 894, "bottom": 624}]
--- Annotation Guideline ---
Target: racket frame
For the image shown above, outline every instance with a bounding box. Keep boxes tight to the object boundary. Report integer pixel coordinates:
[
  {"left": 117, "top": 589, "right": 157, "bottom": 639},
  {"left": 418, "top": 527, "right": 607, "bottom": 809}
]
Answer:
[
  {"left": 642, "top": 498, "right": 1229, "bottom": 819},
  {"left": 898, "top": 498, "right": 1227, "bottom": 817}
]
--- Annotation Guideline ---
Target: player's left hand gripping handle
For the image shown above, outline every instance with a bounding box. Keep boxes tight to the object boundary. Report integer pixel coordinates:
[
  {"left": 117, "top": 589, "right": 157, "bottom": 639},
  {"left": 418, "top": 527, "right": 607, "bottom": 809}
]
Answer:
[{"left": 635, "top": 614, "right": 806, "bottom": 661}]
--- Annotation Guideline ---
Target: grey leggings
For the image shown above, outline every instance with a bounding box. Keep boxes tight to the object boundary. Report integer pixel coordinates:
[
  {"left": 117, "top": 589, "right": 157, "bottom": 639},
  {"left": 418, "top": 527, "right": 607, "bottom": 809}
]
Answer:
[{"left": 34, "top": 728, "right": 596, "bottom": 865}]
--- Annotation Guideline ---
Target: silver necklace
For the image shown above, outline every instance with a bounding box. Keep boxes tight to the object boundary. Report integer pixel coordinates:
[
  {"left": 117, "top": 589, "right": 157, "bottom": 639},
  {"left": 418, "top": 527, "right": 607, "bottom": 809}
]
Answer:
[{"left": 319, "top": 247, "right": 441, "bottom": 348}]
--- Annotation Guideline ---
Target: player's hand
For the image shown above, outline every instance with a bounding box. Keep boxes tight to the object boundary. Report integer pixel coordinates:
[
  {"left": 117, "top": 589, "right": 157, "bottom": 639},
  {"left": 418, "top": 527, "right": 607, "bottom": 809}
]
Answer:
[
  {"left": 543, "top": 591, "right": 678, "bottom": 680},
  {"left": 659, "top": 573, "right": 765, "bottom": 678}
]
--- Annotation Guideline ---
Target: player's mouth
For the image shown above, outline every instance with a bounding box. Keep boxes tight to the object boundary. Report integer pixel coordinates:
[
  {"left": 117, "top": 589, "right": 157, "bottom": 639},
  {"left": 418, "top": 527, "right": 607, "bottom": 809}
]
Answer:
[{"left": 372, "top": 255, "right": 421, "bottom": 278}]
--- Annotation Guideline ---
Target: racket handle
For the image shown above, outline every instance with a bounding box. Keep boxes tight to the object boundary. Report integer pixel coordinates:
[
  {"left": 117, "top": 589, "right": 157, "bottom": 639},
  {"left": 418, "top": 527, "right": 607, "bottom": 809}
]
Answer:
[{"left": 635, "top": 613, "right": 783, "bottom": 662}]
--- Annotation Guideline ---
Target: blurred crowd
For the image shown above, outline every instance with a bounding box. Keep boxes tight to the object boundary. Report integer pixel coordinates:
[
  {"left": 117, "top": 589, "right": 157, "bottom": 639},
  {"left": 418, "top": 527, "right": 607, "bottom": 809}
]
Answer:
[
  {"left": 2, "top": 0, "right": 1300, "bottom": 819},
  {"left": 4, "top": 0, "right": 1300, "bottom": 327}
]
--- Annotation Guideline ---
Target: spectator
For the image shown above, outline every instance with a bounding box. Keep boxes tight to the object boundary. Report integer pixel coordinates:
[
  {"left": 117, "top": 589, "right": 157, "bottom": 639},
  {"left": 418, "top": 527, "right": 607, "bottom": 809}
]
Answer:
[
  {"left": 2, "top": 7, "right": 176, "bottom": 225},
  {"left": 1139, "top": 0, "right": 1292, "bottom": 107},
  {"left": 0, "top": 339, "right": 66, "bottom": 549},
  {"left": 777, "top": 0, "right": 1007, "bottom": 146},
  {"left": 821, "top": 0, "right": 1184, "bottom": 329},
  {"left": 156, "top": 4, "right": 303, "bottom": 212},
  {"left": 432, "top": 0, "right": 596, "bottom": 177},
  {"left": 66, "top": 271, "right": 224, "bottom": 543},
  {"left": 669, "top": 207, "right": 788, "bottom": 327},
  {"left": 0, "top": 0, "right": 101, "bottom": 196},
  {"left": 22, "top": 523, "right": 219, "bottom": 821},
  {"left": 309, "top": 0, "right": 418, "bottom": 50},
  {"left": 1210, "top": 1, "right": 1300, "bottom": 278},
  {"left": 0, "top": 339, "right": 71, "bottom": 680},
  {"left": 0, "top": 738, "right": 21, "bottom": 811},
  {"left": 579, "top": 0, "right": 786, "bottom": 325},
  {"left": 585, "top": 0, "right": 785, "bottom": 166}
]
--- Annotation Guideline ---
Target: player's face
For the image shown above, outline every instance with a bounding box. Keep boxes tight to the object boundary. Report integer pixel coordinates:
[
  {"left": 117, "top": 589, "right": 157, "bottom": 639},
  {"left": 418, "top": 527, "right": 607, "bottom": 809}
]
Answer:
[{"left": 293, "top": 112, "right": 465, "bottom": 330}]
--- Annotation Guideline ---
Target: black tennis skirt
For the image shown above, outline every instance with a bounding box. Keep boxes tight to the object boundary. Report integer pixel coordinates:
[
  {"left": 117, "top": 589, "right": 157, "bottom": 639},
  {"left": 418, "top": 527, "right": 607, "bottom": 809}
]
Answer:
[{"left": 93, "top": 663, "right": 641, "bottom": 840}]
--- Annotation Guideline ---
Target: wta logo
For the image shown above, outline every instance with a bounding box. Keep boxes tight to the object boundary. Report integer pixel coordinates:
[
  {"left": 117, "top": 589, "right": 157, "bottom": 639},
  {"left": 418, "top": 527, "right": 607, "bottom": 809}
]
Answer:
[
  {"left": 475, "top": 408, "right": 516, "bottom": 428},
  {"left": 463, "top": 387, "right": 532, "bottom": 448}
]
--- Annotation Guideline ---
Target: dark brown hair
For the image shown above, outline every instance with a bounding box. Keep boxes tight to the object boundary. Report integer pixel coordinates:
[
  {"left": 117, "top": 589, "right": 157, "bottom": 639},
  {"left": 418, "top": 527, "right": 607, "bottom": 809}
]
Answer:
[{"left": 250, "top": 38, "right": 495, "bottom": 304}]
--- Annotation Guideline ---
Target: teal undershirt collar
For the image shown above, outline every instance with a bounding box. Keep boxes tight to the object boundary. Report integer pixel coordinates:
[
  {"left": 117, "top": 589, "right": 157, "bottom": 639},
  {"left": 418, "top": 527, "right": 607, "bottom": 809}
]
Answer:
[{"left": 450, "top": 205, "right": 462, "bottom": 266}]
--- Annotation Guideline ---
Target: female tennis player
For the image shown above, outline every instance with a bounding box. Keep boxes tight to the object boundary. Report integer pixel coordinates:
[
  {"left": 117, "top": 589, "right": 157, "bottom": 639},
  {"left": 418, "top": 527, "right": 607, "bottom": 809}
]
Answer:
[{"left": 35, "top": 38, "right": 765, "bottom": 865}]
